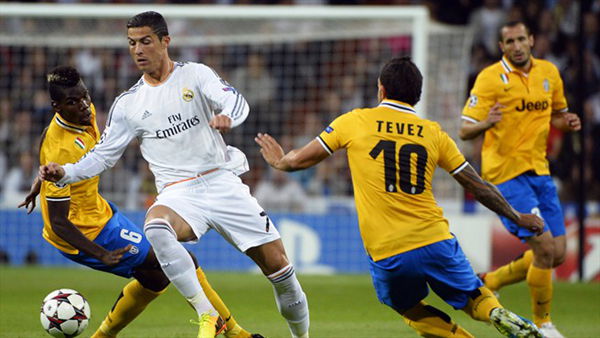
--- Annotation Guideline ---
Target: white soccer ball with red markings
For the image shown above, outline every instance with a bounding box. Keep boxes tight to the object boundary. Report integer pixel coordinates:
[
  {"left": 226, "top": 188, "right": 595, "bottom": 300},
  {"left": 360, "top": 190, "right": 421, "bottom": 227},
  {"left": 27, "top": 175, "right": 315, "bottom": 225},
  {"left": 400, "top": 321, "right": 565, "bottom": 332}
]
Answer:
[{"left": 40, "top": 289, "right": 91, "bottom": 337}]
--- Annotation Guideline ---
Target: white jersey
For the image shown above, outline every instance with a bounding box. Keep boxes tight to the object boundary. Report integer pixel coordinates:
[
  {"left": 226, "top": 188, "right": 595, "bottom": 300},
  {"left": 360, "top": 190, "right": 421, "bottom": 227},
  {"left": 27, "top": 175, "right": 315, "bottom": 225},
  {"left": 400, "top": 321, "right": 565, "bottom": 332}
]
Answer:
[{"left": 59, "top": 61, "right": 250, "bottom": 192}]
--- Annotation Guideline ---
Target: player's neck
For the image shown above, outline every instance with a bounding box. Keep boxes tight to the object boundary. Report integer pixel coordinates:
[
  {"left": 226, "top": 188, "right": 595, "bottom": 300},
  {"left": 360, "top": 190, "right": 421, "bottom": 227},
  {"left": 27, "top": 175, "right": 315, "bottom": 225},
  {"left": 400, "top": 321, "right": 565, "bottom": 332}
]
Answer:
[
  {"left": 144, "top": 60, "right": 174, "bottom": 85},
  {"left": 505, "top": 55, "right": 532, "bottom": 74},
  {"left": 515, "top": 60, "right": 532, "bottom": 74}
]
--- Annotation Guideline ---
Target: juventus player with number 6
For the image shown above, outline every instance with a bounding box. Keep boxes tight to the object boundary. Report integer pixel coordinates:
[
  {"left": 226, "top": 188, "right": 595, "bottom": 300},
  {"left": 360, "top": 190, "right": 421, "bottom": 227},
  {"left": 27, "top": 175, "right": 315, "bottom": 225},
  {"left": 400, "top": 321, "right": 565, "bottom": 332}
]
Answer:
[{"left": 40, "top": 12, "right": 309, "bottom": 338}]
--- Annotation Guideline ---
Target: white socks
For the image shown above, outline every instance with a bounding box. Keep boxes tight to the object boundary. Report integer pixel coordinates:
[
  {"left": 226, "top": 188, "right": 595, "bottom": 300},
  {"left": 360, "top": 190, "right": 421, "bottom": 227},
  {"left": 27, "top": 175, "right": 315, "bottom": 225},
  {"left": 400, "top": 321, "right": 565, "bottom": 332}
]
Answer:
[
  {"left": 267, "top": 265, "right": 310, "bottom": 338},
  {"left": 144, "top": 219, "right": 215, "bottom": 315}
]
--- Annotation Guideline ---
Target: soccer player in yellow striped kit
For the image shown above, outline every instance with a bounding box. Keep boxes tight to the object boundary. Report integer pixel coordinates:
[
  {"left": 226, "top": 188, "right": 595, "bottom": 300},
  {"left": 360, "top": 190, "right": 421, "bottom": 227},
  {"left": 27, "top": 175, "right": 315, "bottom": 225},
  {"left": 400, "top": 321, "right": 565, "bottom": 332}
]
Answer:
[
  {"left": 20, "top": 65, "right": 260, "bottom": 338},
  {"left": 460, "top": 21, "right": 581, "bottom": 338},
  {"left": 256, "top": 56, "right": 544, "bottom": 338}
]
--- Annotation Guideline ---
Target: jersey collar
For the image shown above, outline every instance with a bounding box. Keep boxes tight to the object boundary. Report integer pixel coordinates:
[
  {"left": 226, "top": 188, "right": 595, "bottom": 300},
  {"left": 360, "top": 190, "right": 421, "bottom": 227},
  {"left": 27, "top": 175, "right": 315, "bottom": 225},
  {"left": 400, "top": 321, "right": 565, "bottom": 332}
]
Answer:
[
  {"left": 54, "top": 114, "right": 86, "bottom": 133},
  {"left": 500, "top": 55, "right": 537, "bottom": 74},
  {"left": 379, "top": 100, "right": 417, "bottom": 114}
]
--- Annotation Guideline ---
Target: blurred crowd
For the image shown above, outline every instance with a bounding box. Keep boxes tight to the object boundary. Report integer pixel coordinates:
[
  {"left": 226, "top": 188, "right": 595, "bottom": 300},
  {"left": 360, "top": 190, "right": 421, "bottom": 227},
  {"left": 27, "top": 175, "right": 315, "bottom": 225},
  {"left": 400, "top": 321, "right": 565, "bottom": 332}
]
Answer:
[{"left": 1, "top": 0, "right": 598, "bottom": 213}]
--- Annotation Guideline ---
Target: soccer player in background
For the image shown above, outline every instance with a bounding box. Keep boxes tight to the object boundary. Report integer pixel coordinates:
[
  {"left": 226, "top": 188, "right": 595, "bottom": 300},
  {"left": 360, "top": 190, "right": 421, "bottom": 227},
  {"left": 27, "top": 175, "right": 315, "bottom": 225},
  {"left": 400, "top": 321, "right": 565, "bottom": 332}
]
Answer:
[
  {"left": 20, "top": 66, "right": 259, "bottom": 338},
  {"left": 255, "top": 56, "right": 544, "bottom": 338},
  {"left": 459, "top": 21, "right": 581, "bottom": 338},
  {"left": 39, "top": 12, "right": 309, "bottom": 338}
]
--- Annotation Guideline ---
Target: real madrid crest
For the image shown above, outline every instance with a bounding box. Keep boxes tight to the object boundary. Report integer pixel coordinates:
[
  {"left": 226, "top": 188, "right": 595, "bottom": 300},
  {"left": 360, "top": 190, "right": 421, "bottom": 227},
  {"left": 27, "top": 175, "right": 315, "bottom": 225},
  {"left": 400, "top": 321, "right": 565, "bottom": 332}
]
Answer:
[
  {"left": 182, "top": 88, "right": 194, "bottom": 102},
  {"left": 543, "top": 79, "right": 549, "bottom": 92}
]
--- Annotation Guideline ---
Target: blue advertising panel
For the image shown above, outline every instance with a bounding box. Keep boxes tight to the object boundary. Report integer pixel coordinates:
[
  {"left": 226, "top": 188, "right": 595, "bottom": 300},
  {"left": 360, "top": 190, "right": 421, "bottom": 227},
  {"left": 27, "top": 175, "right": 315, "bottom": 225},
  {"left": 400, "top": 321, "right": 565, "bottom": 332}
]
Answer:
[{"left": 0, "top": 210, "right": 369, "bottom": 273}]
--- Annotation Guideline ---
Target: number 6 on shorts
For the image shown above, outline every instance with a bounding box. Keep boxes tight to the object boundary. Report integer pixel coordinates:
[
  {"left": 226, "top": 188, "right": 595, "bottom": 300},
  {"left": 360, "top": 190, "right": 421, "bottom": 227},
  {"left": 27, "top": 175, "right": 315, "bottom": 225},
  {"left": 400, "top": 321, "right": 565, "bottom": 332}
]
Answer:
[{"left": 120, "top": 229, "right": 142, "bottom": 243}]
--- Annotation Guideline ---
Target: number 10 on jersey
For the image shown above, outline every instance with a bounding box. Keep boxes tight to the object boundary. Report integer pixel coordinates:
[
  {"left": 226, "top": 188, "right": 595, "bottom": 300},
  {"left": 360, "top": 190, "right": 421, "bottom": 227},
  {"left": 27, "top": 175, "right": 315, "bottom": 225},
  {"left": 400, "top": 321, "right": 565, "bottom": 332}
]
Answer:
[{"left": 369, "top": 140, "right": 428, "bottom": 194}]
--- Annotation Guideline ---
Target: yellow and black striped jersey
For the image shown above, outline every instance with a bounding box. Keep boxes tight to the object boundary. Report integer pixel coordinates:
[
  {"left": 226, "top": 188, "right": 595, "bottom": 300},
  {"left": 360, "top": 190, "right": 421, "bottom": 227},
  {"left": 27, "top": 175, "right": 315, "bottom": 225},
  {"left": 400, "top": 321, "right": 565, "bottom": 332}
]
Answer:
[
  {"left": 40, "top": 104, "right": 112, "bottom": 254},
  {"left": 318, "top": 99, "right": 467, "bottom": 261},
  {"left": 462, "top": 56, "right": 568, "bottom": 185}
]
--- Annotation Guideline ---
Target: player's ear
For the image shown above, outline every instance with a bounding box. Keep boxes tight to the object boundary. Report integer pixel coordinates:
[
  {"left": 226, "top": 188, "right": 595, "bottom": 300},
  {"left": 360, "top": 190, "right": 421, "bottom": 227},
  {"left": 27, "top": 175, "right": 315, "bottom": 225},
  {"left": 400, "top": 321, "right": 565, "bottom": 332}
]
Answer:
[
  {"left": 529, "top": 35, "right": 534, "bottom": 48},
  {"left": 161, "top": 35, "right": 171, "bottom": 48},
  {"left": 377, "top": 79, "right": 386, "bottom": 102}
]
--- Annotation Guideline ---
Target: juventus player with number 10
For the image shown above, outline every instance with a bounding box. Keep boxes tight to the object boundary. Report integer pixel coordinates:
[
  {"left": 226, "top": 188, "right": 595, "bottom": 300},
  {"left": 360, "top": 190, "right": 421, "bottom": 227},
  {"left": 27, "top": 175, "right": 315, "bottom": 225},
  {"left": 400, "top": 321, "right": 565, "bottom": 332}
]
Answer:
[
  {"left": 256, "top": 57, "right": 544, "bottom": 338},
  {"left": 40, "top": 11, "right": 309, "bottom": 338}
]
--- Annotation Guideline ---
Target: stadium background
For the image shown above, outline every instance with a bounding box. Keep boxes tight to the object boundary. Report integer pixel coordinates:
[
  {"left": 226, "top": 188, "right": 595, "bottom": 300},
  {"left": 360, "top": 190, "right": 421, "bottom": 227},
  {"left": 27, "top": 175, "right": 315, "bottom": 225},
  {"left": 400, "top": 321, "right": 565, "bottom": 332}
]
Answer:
[{"left": 0, "top": 1, "right": 598, "bottom": 282}]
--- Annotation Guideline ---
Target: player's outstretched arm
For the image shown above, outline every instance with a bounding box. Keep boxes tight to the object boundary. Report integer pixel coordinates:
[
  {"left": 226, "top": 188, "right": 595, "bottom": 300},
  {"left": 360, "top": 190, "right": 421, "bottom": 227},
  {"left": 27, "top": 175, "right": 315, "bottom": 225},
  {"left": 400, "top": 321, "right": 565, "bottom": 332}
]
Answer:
[
  {"left": 255, "top": 133, "right": 329, "bottom": 171},
  {"left": 17, "top": 176, "right": 42, "bottom": 214},
  {"left": 48, "top": 199, "right": 131, "bottom": 266},
  {"left": 459, "top": 103, "right": 504, "bottom": 140},
  {"left": 453, "top": 164, "right": 544, "bottom": 235}
]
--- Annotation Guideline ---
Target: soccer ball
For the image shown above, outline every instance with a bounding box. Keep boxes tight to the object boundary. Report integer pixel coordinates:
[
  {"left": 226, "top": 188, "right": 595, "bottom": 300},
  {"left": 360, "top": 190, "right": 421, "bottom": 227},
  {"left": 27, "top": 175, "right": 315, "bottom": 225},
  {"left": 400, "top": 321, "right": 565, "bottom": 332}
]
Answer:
[{"left": 40, "top": 288, "right": 91, "bottom": 337}]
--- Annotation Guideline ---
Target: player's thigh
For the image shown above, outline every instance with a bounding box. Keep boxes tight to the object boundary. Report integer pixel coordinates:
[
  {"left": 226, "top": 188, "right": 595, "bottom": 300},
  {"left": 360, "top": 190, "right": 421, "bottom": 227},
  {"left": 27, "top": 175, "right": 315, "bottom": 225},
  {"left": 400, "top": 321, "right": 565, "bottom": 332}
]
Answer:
[
  {"left": 368, "top": 251, "right": 428, "bottom": 313},
  {"left": 531, "top": 175, "right": 566, "bottom": 238},
  {"left": 207, "top": 172, "right": 281, "bottom": 254},
  {"left": 497, "top": 175, "right": 550, "bottom": 240},
  {"left": 424, "top": 238, "right": 483, "bottom": 310},
  {"left": 62, "top": 210, "right": 150, "bottom": 278},
  {"left": 147, "top": 195, "right": 204, "bottom": 242},
  {"left": 525, "top": 231, "right": 555, "bottom": 267}
]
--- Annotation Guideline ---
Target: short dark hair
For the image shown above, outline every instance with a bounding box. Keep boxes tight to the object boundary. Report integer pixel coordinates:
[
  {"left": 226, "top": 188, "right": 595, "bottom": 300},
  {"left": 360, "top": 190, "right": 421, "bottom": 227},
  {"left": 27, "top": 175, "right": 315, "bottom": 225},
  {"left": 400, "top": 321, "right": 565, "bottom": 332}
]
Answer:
[
  {"left": 499, "top": 21, "right": 531, "bottom": 42},
  {"left": 47, "top": 66, "right": 81, "bottom": 101},
  {"left": 379, "top": 56, "right": 422, "bottom": 105},
  {"left": 127, "top": 11, "right": 169, "bottom": 40}
]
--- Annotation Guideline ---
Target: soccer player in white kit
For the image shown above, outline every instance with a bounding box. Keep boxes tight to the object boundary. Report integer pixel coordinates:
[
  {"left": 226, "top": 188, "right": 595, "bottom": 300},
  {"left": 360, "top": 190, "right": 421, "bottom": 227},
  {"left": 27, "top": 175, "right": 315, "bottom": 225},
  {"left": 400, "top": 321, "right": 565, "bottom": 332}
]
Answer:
[{"left": 40, "top": 11, "right": 309, "bottom": 338}]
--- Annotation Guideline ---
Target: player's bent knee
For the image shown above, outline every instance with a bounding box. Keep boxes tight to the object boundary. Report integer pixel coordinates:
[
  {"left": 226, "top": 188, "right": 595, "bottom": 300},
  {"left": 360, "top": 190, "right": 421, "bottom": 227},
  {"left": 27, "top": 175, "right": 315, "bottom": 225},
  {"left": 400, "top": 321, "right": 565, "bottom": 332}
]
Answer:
[
  {"left": 246, "top": 240, "right": 290, "bottom": 275},
  {"left": 133, "top": 268, "right": 170, "bottom": 292},
  {"left": 551, "top": 236, "right": 566, "bottom": 267},
  {"left": 528, "top": 236, "right": 555, "bottom": 267},
  {"left": 145, "top": 206, "right": 197, "bottom": 242},
  {"left": 144, "top": 218, "right": 176, "bottom": 239}
]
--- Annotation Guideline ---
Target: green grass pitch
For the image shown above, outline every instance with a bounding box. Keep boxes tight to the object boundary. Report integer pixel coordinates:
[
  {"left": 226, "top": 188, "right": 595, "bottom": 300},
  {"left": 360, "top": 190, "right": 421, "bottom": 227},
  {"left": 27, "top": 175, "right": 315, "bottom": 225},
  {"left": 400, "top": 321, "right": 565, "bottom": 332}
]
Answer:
[{"left": 1, "top": 267, "right": 598, "bottom": 337}]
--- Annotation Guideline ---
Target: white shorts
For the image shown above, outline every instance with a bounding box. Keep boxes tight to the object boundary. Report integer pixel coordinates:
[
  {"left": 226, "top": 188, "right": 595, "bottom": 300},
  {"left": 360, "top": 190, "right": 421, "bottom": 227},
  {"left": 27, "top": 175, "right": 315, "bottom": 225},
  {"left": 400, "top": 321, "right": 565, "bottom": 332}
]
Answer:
[{"left": 150, "top": 170, "right": 280, "bottom": 252}]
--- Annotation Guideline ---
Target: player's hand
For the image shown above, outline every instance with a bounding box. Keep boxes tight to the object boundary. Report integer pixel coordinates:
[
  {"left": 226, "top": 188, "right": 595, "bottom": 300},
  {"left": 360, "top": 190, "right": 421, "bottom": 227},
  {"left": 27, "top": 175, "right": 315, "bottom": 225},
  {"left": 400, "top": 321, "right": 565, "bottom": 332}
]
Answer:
[
  {"left": 99, "top": 244, "right": 132, "bottom": 266},
  {"left": 255, "top": 133, "right": 285, "bottom": 168},
  {"left": 209, "top": 115, "right": 232, "bottom": 133},
  {"left": 563, "top": 112, "right": 581, "bottom": 131},
  {"left": 17, "top": 176, "right": 42, "bottom": 214},
  {"left": 485, "top": 103, "right": 504, "bottom": 127},
  {"left": 516, "top": 213, "right": 545, "bottom": 236},
  {"left": 39, "top": 162, "right": 65, "bottom": 183}
]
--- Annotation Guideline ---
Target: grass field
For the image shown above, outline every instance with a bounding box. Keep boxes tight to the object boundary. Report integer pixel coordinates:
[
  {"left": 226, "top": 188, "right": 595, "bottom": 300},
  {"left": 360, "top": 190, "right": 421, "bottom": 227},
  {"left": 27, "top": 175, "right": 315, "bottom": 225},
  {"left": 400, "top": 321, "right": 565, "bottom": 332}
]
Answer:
[{"left": 0, "top": 267, "right": 598, "bottom": 337}]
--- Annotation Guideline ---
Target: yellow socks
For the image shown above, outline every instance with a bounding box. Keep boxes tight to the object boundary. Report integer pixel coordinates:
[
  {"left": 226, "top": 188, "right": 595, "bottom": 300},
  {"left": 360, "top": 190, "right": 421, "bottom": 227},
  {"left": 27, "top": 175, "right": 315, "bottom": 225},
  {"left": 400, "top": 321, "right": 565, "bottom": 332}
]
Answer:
[
  {"left": 403, "top": 301, "right": 474, "bottom": 337},
  {"left": 93, "top": 268, "right": 252, "bottom": 338},
  {"left": 91, "top": 280, "right": 164, "bottom": 338},
  {"left": 195, "top": 267, "right": 252, "bottom": 338},
  {"left": 484, "top": 250, "right": 533, "bottom": 291},
  {"left": 527, "top": 264, "right": 553, "bottom": 326},
  {"left": 463, "top": 287, "right": 502, "bottom": 322}
]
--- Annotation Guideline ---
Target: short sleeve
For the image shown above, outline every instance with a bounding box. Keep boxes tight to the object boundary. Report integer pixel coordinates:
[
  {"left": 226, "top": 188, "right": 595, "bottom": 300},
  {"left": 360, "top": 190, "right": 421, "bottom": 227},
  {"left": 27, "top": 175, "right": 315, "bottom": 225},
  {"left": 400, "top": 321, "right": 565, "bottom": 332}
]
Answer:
[
  {"left": 436, "top": 126, "right": 467, "bottom": 174},
  {"left": 316, "top": 112, "right": 353, "bottom": 154},
  {"left": 40, "top": 140, "right": 77, "bottom": 200},
  {"left": 43, "top": 180, "right": 71, "bottom": 201},
  {"left": 461, "top": 70, "right": 498, "bottom": 123}
]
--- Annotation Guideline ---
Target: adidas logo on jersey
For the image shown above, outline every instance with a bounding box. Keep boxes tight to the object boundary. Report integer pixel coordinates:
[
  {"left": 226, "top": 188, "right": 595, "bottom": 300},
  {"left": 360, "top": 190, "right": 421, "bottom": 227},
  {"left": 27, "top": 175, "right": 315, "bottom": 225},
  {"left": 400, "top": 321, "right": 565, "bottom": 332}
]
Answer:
[{"left": 142, "top": 110, "right": 152, "bottom": 119}]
